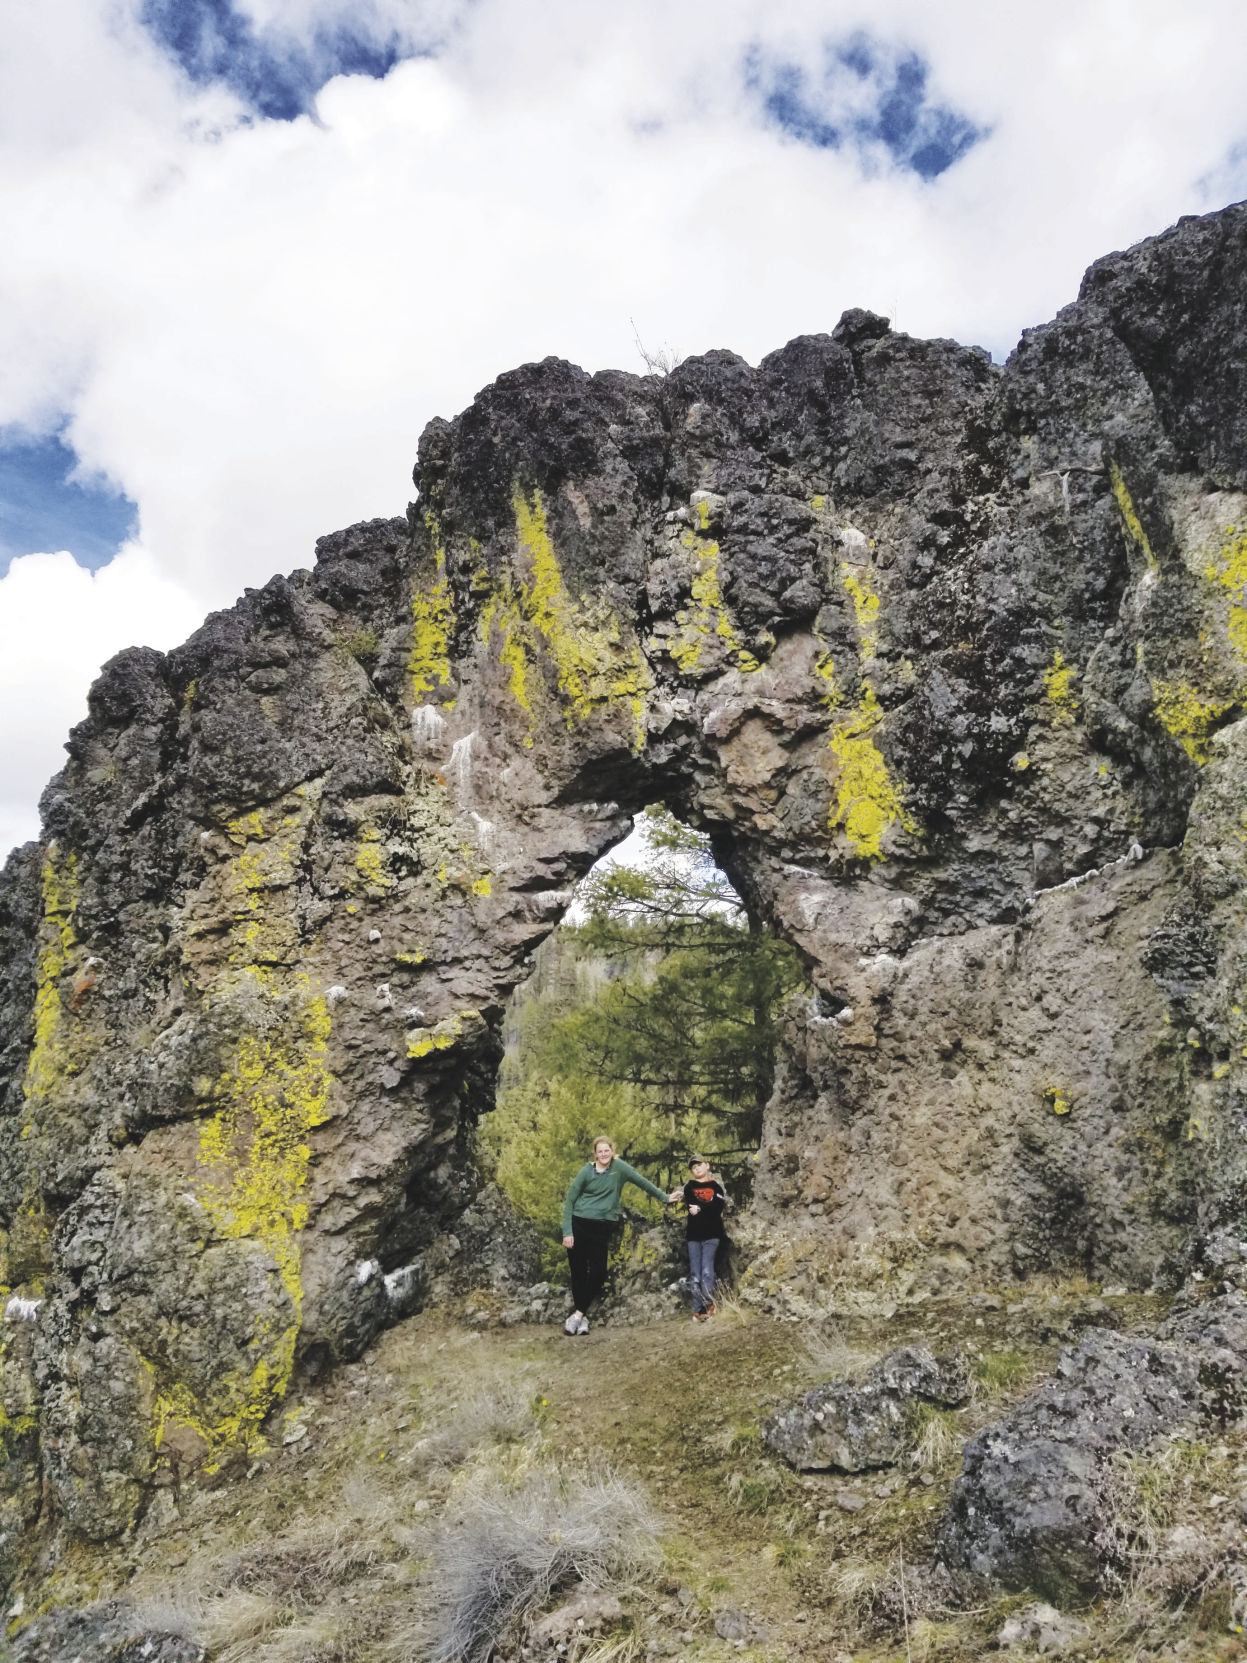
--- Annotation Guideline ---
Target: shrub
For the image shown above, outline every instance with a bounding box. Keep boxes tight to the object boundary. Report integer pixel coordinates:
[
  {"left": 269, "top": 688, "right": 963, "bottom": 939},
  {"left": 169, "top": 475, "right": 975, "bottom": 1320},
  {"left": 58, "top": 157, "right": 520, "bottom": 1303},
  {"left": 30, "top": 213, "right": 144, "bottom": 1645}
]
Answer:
[
  {"left": 425, "top": 1465, "right": 660, "bottom": 1663},
  {"left": 337, "top": 627, "right": 380, "bottom": 669}
]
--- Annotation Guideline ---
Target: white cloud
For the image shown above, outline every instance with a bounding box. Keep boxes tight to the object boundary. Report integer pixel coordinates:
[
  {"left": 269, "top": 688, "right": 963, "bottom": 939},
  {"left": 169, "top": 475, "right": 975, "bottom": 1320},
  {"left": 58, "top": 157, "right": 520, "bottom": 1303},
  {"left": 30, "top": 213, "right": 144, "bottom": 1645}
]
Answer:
[
  {"left": 4, "top": 0, "right": 1247, "bottom": 855},
  {"left": 0, "top": 547, "right": 202, "bottom": 857}
]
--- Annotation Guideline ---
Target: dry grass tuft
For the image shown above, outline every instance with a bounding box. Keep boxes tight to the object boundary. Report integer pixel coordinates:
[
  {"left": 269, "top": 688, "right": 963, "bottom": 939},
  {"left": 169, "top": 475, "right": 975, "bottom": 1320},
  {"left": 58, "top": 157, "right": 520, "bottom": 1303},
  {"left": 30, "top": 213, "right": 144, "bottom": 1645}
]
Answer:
[
  {"left": 823, "top": 1555, "right": 895, "bottom": 1626},
  {"left": 223, "top": 1514, "right": 389, "bottom": 1605},
  {"left": 800, "top": 1323, "right": 871, "bottom": 1382},
  {"left": 575, "top": 1633, "right": 645, "bottom": 1663},
  {"left": 905, "top": 1402, "right": 962, "bottom": 1470},
  {"left": 414, "top": 1372, "right": 540, "bottom": 1471},
  {"left": 425, "top": 1464, "right": 661, "bottom": 1663}
]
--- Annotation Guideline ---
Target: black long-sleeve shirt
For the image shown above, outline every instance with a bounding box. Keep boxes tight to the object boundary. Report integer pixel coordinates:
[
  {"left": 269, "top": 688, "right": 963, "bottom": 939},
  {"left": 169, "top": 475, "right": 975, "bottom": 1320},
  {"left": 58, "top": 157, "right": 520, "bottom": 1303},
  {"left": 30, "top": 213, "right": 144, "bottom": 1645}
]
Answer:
[{"left": 682, "top": 1177, "right": 727, "bottom": 1241}]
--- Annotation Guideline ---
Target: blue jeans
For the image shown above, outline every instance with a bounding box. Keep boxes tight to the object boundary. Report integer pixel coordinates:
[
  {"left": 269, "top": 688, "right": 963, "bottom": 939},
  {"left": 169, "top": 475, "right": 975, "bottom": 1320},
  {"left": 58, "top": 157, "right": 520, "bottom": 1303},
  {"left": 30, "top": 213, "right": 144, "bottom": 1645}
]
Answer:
[{"left": 687, "top": 1238, "right": 719, "bottom": 1312}]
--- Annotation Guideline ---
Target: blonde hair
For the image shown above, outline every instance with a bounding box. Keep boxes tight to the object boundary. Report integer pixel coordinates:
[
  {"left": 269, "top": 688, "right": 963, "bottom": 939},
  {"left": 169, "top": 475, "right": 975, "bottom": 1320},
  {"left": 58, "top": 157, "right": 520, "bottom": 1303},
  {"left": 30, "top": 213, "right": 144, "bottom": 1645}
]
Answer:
[{"left": 592, "top": 1136, "right": 615, "bottom": 1157}]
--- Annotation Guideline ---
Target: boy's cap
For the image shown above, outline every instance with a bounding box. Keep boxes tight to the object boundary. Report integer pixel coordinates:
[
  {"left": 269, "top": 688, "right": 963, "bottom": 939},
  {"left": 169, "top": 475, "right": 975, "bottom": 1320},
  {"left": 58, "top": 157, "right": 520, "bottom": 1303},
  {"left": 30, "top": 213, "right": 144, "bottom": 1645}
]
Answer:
[{"left": 688, "top": 1154, "right": 709, "bottom": 1166}]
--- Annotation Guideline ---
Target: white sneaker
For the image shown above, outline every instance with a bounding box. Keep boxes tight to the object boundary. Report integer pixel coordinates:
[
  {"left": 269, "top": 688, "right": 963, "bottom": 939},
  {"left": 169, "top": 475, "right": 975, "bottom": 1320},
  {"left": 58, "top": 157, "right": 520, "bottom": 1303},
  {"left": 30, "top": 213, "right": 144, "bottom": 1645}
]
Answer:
[
  {"left": 564, "top": 1313, "right": 581, "bottom": 1334},
  {"left": 576, "top": 1314, "right": 590, "bottom": 1334}
]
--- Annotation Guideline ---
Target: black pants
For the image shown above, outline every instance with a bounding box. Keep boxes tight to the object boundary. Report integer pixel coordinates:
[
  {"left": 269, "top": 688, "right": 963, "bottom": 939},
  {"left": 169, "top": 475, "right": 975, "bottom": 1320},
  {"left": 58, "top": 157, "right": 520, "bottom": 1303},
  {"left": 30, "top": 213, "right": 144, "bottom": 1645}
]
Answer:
[{"left": 567, "top": 1216, "right": 616, "bottom": 1314}]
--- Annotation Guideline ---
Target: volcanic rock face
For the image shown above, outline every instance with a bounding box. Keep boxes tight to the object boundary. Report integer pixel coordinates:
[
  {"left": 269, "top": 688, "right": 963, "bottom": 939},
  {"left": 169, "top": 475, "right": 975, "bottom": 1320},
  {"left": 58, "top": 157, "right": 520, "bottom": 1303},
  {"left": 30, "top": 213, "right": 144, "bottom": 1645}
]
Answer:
[{"left": 3, "top": 203, "right": 1247, "bottom": 1547}]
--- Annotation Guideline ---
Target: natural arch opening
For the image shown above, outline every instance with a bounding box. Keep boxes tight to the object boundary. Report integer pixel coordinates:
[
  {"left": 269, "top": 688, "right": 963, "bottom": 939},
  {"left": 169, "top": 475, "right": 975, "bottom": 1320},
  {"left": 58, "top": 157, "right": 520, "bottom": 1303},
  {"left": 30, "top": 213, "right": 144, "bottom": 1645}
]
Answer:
[{"left": 480, "top": 806, "right": 804, "bottom": 1280}]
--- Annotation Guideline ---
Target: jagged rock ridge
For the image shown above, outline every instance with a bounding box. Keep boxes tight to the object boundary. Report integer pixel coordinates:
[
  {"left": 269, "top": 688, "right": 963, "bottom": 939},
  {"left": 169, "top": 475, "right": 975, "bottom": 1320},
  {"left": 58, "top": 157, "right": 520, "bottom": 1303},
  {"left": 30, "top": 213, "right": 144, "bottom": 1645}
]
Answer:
[{"left": 2, "top": 202, "right": 1247, "bottom": 1550}]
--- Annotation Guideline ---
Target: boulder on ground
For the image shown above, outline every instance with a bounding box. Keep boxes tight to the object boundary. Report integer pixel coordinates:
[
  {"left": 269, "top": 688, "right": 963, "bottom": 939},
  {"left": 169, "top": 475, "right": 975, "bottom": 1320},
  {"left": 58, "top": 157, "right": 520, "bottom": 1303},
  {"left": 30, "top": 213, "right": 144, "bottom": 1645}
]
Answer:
[
  {"left": 11, "top": 1599, "right": 202, "bottom": 1663},
  {"left": 764, "top": 1345, "right": 969, "bottom": 1471},
  {"left": 1158, "top": 1287, "right": 1247, "bottom": 1424},
  {"left": 937, "top": 1327, "right": 1202, "bottom": 1603}
]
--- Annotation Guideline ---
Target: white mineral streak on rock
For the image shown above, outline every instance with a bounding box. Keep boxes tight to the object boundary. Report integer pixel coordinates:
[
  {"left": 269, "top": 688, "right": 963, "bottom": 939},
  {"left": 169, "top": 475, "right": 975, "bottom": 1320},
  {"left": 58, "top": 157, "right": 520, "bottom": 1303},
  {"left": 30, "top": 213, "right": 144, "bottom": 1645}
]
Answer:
[
  {"left": 448, "top": 732, "right": 475, "bottom": 801},
  {"left": 4, "top": 1296, "right": 42, "bottom": 1322},
  {"left": 1029, "top": 842, "right": 1149, "bottom": 903},
  {"left": 469, "top": 810, "right": 495, "bottom": 854},
  {"left": 384, "top": 1266, "right": 411, "bottom": 1297},
  {"left": 411, "top": 704, "right": 447, "bottom": 750},
  {"left": 839, "top": 525, "right": 869, "bottom": 553},
  {"left": 355, "top": 1259, "right": 379, "bottom": 1286}
]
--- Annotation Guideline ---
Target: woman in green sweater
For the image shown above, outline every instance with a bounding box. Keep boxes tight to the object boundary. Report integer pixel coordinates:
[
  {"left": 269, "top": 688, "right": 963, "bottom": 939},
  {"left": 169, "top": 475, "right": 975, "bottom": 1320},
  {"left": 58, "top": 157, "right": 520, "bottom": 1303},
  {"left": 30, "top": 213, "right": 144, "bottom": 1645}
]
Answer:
[{"left": 561, "top": 1138, "right": 679, "bottom": 1334}]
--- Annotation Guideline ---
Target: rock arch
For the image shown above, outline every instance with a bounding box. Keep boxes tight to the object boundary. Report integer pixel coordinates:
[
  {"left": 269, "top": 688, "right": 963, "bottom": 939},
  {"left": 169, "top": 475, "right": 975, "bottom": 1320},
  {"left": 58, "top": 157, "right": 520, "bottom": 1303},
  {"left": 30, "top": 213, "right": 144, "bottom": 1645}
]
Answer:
[{"left": 4, "top": 203, "right": 1247, "bottom": 1543}]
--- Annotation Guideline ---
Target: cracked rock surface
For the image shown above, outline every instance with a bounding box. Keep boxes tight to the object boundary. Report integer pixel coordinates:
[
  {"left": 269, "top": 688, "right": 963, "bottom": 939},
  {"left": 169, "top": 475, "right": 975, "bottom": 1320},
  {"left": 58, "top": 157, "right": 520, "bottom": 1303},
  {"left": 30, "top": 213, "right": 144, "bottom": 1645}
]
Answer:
[{"left": 3, "top": 202, "right": 1247, "bottom": 1548}]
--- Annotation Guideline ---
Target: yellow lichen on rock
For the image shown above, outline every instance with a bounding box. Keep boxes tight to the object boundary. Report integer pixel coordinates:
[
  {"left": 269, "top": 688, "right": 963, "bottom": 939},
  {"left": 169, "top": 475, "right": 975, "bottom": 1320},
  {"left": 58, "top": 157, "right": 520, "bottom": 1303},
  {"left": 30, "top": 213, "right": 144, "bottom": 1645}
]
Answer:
[
  {"left": 479, "top": 579, "right": 534, "bottom": 744},
  {"left": 840, "top": 565, "right": 880, "bottom": 662},
  {"left": 813, "top": 648, "right": 841, "bottom": 708},
  {"left": 1153, "top": 680, "right": 1234, "bottom": 764},
  {"left": 410, "top": 510, "right": 455, "bottom": 702},
  {"left": 1044, "top": 1085, "right": 1072, "bottom": 1116},
  {"left": 827, "top": 687, "right": 920, "bottom": 861},
  {"left": 1204, "top": 525, "right": 1247, "bottom": 662},
  {"left": 515, "top": 488, "right": 653, "bottom": 736},
  {"left": 23, "top": 847, "right": 80, "bottom": 1106},
  {"left": 1043, "top": 649, "right": 1080, "bottom": 720},
  {"left": 174, "top": 976, "right": 332, "bottom": 1464},
  {"left": 219, "top": 804, "right": 310, "bottom": 971},
  {"left": 480, "top": 490, "right": 651, "bottom": 749},
  {"left": 354, "top": 826, "right": 392, "bottom": 893},
  {"left": 405, "top": 1007, "right": 483, "bottom": 1060},
  {"left": 1109, "top": 461, "right": 1158, "bottom": 573},
  {"left": 816, "top": 565, "right": 916, "bottom": 862},
  {"left": 669, "top": 529, "right": 760, "bottom": 675}
]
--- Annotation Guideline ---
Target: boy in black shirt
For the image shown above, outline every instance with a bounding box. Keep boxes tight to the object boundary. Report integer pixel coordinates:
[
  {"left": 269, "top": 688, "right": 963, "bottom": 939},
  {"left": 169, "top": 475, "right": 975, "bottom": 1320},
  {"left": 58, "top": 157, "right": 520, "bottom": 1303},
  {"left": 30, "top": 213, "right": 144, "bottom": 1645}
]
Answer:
[{"left": 682, "top": 1155, "right": 727, "bottom": 1321}]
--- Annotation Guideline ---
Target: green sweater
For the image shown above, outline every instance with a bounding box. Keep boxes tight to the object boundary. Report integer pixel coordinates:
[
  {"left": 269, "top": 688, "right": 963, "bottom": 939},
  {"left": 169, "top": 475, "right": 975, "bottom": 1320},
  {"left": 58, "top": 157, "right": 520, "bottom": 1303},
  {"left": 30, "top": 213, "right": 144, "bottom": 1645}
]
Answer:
[{"left": 561, "top": 1159, "right": 668, "bottom": 1235}]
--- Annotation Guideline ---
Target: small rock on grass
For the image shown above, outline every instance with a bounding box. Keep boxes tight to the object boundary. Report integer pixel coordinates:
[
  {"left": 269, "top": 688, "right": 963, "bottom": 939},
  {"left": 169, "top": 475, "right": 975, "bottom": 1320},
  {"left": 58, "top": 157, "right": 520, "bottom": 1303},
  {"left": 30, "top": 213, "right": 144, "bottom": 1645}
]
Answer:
[{"left": 997, "top": 1602, "right": 1091, "bottom": 1653}]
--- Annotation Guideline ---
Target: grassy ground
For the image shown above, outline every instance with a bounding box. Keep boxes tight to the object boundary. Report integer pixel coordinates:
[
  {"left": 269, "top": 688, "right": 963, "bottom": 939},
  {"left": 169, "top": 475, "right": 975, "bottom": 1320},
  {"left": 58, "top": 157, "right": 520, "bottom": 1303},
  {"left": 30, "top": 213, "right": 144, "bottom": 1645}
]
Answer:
[{"left": 10, "top": 1284, "right": 1247, "bottom": 1662}]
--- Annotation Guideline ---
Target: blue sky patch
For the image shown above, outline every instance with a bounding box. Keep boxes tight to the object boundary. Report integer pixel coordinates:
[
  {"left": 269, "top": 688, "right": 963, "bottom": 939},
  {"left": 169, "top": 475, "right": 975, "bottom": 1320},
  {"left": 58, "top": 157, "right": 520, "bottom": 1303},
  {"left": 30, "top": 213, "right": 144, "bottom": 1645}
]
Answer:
[
  {"left": 745, "top": 34, "right": 986, "bottom": 181},
  {"left": 0, "top": 434, "right": 138, "bottom": 577},
  {"left": 140, "top": 0, "right": 406, "bottom": 121}
]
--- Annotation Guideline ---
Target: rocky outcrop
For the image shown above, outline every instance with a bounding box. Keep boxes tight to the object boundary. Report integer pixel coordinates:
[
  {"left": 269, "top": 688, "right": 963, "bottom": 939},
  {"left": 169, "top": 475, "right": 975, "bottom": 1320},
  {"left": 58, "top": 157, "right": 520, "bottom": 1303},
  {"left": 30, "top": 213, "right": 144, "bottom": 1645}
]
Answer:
[
  {"left": 937, "top": 1294, "right": 1247, "bottom": 1603},
  {"left": 4, "top": 202, "right": 1247, "bottom": 1548},
  {"left": 764, "top": 1344, "right": 968, "bottom": 1470}
]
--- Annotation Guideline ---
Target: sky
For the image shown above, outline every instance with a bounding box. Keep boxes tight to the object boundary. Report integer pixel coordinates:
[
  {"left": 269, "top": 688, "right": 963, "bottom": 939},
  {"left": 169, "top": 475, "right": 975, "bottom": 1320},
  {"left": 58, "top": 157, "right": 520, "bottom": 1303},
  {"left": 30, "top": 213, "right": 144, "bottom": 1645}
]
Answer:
[{"left": 3, "top": 0, "right": 1247, "bottom": 858}]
